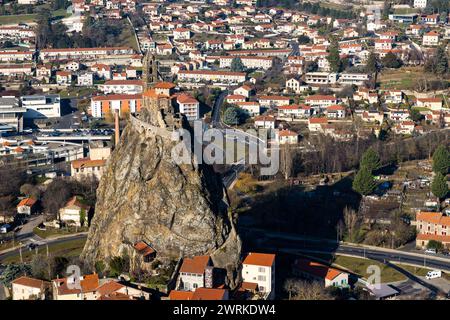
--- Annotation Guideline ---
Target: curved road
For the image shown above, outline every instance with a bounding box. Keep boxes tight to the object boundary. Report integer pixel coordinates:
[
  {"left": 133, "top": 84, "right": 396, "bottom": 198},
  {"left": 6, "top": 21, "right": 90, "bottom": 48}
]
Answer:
[{"left": 0, "top": 233, "right": 87, "bottom": 263}]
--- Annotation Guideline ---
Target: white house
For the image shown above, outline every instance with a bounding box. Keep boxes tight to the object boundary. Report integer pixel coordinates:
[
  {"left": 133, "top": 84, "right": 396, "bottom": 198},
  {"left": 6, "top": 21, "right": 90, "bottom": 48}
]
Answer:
[
  {"left": 17, "top": 198, "right": 37, "bottom": 215},
  {"left": 285, "top": 77, "right": 303, "bottom": 93},
  {"left": 59, "top": 196, "right": 90, "bottom": 227},
  {"left": 236, "top": 102, "right": 260, "bottom": 116},
  {"left": 275, "top": 129, "right": 298, "bottom": 144},
  {"left": 254, "top": 115, "right": 275, "bottom": 129},
  {"left": 423, "top": 31, "right": 440, "bottom": 46},
  {"left": 414, "top": 0, "right": 427, "bottom": 8},
  {"left": 12, "top": 277, "right": 48, "bottom": 300},
  {"left": 292, "top": 259, "right": 349, "bottom": 288},
  {"left": 177, "top": 255, "right": 212, "bottom": 291},
  {"left": 416, "top": 97, "right": 443, "bottom": 110},
  {"left": 326, "top": 105, "right": 346, "bottom": 118},
  {"left": 77, "top": 72, "right": 94, "bottom": 86},
  {"left": 242, "top": 252, "right": 276, "bottom": 300},
  {"left": 234, "top": 85, "right": 253, "bottom": 98},
  {"left": 176, "top": 94, "right": 200, "bottom": 121},
  {"left": 173, "top": 28, "right": 191, "bottom": 40}
]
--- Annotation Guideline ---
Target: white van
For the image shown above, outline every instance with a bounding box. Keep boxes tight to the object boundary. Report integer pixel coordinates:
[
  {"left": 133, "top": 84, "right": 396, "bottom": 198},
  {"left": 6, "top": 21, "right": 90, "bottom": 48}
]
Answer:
[
  {"left": 426, "top": 270, "right": 442, "bottom": 280},
  {"left": 425, "top": 248, "right": 437, "bottom": 254}
]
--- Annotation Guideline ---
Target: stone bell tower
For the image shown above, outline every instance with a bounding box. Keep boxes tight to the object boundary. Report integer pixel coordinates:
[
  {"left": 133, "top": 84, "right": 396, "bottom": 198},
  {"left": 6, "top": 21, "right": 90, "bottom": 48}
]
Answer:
[{"left": 142, "top": 50, "right": 158, "bottom": 90}]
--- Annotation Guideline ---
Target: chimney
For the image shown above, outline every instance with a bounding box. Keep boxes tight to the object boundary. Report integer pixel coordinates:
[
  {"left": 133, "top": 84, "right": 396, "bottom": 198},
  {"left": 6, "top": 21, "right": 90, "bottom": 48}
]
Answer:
[{"left": 114, "top": 110, "right": 120, "bottom": 146}]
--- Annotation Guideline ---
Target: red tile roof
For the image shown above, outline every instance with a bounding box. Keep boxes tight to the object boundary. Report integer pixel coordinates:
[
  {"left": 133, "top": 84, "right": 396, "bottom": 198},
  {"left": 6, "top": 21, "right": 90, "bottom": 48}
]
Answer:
[
  {"left": 179, "top": 255, "right": 210, "bottom": 274},
  {"left": 417, "top": 212, "right": 450, "bottom": 227},
  {"left": 243, "top": 252, "right": 275, "bottom": 267},
  {"left": 293, "top": 259, "right": 344, "bottom": 281},
  {"left": 192, "top": 287, "right": 227, "bottom": 300},
  {"left": 71, "top": 157, "right": 106, "bottom": 169},
  {"left": 96, "top": 281, "right": 125, "bottom": 296},
  {"left": 17, "top": 198, "right": 37, "bottom": 208},
  {"left": 169, "top": 290, "right": 194, "bottom": 300},
  {"left": 12, "top": 276, "right": 46, "bottom": 289}
]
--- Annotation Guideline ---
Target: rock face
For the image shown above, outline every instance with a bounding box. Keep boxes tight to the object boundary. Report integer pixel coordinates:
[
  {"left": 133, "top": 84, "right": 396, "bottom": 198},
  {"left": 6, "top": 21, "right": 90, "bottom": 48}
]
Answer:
[{"left": 81, "top": 105, "right": 242, "bottom": 288}]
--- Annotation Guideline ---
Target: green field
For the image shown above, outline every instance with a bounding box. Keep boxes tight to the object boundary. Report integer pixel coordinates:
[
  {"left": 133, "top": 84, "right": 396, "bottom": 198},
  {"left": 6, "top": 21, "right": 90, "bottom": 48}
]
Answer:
[
  {"left": 0, "top": 9, "right": 69, "bottom": 25},
  {"left": 333, "top": 255, "right": 407, "bottom": 283},
  {"left": 0, "top": 14, "right": 36, "bottom": 25},
  {"left": 33, "top": 226, "right": 87, "bottom": 239}
]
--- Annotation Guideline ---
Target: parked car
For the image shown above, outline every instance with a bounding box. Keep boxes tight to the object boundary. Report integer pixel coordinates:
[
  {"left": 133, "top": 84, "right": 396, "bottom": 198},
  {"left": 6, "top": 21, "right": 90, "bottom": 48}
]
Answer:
[
  {"left": 0, "top": 224, "right": 11, "bottom": 234},
  {"left": 425, "top": 270, "right": 442, "bottom": 280},
  {"left": 425, "top": 248, "right": 437, "bottom": 255}
]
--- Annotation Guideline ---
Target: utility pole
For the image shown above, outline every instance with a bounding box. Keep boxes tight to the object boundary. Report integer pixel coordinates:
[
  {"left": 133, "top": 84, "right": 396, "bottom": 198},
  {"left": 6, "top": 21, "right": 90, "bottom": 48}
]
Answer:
[{"left": 19, "top": 245, "right": 23, "bottom": 264}]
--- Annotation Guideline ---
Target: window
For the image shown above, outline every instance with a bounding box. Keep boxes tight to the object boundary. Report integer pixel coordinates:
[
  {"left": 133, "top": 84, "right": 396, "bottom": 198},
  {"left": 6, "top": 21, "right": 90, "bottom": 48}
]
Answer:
[
  {"left": 258, "top": 275, "right": 266, "bottom": 281},
  {"left": 258, "top": 267, "right": 265, "bottom": 273}
]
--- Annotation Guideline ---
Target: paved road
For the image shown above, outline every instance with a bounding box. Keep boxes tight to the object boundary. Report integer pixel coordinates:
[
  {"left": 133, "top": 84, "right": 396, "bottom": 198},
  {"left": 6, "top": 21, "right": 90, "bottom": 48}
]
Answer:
[
  {"left": 211, "top": 90, "right": 228, "bottom": 128},
  {"left": 0, "top": 233, "right": 87, "bottom": 263},
  {"left": 242, "top": 227, "right": 450, "bottom": 272}
]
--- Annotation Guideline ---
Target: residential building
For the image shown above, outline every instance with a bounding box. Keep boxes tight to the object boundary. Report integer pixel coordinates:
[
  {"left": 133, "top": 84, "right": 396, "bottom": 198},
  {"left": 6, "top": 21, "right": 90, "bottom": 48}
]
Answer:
[
  {"left": 52, "top": 274, "right": 99, "bottom": 300},
  {"left": 242, "top": 252, "right": 276, "bottom": 299},
  {"left": 254, "top": 115, "right": 275, "bottom": 129},
  {"left": 176, "top": 94, "right": 200, "bottom": 120},
  {"left": 91, "top": 94, "right": 142, "bottom": 118},
  {"left": 234, "top": 85, "right": 253, "bottom": 98},
  {"left": 414, "top": 0, "right": 427, "bottom": 8},
  {"left": 71, "top": 141, "right": 111, "bottom": 180},
  {"left": 98, "top": 80, "right": 144, "bottom": 94},
  {"left": 339, "top": 73, "right": 370, "bottom": 86},
  {"left": 17, "top": 198, "right": 38, "bottom": 215},
  {"left": 305, "top": 72, "right": 338, "bottom": 85},
  {"left": 258, "top": 95, "right": 290, "bottom": 108},
  {"left": 275, "top": 129, "right": 298, "bottom": 144},
  {"left": 236, "top": 102, "right": 260, "bottom": 116},
  {"left": 177, "top": 70, "right": 246, "bottom": 84},
  {"left": 326, "top": 105, "right": 346, "bottom": 118},
  {"left": 308, "top": 117, "right": 328, "bottom": 132},
  {"left": 416, "top": 97, "right": 443, "bottom": 110},
  {"left": 12, "top": 277, "right": 49, "bottom": 300},
  {"left": 77, "top": 72, "right": 94, "bottom": 86},
  {"left": 305, "top": 95, "right": 338, "bottom": 109},
  {"left": 59, "top": 196, "right": 90, "bottom": 227},
  {"left": 292, "top": 259, "right": 349, "bottom": 288},
  {"left": 416, "top": 211, "right": 450, "bottom": 249},
  {"left": 56, "top": 71, "right": 72, "bottom": 86},
  {"left": 177, "top": 255, "right": 212, "bottom": 291},
  {"left": 423, "top": 31, "right": 440, "bottom": 46}
]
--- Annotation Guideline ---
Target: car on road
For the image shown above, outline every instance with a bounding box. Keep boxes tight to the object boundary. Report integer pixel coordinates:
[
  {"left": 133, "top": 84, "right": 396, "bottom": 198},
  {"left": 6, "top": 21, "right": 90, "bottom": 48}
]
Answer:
[
  {"left": 0, "top": 224, "right": 11, "bottom": 234},
  {"left": 425, "top": 248, "right": 437, "bottom": 254},
  {"left": 425, "top": 270, "right": 442, "bottom": 280}
]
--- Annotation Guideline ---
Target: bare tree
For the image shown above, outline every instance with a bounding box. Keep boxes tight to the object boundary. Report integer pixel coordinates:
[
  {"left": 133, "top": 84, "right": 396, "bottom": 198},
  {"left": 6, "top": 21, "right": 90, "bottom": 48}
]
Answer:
[{"left": 284, "top": 279, "right": 334, "bottom": 300}]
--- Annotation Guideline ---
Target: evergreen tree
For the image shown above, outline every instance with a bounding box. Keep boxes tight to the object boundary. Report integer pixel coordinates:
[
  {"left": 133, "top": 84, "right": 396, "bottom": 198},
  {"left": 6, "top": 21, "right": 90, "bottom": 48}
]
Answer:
[
  {"left": 223, "top": 106, "right": 242, "bottom": 125},
  {"left": 432, "top": 145, "right": 450, "bottom": 175},
  {"left": 431, "top": 172, "right": 448, "bottom": 199},
  {"left": 360, "top": 148, "right": 381, "bottom": 173},
  {"left": 382, "top": 52, "right": 402, "bottom": 69},
  {"left": 230, "top": 57, "right": 245, "bottom": 72},
  {"left": 435, "top": 46, "right": 449, "bottom": 76},
  {"left": 366, "top": 51, "right": 380, "bottom": 74},
  {"left": 353, "top": 167, "right": 377, "bottom": 196},
  {"left": 327, "top": 39, "right": 341, "bottom": 73}
]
